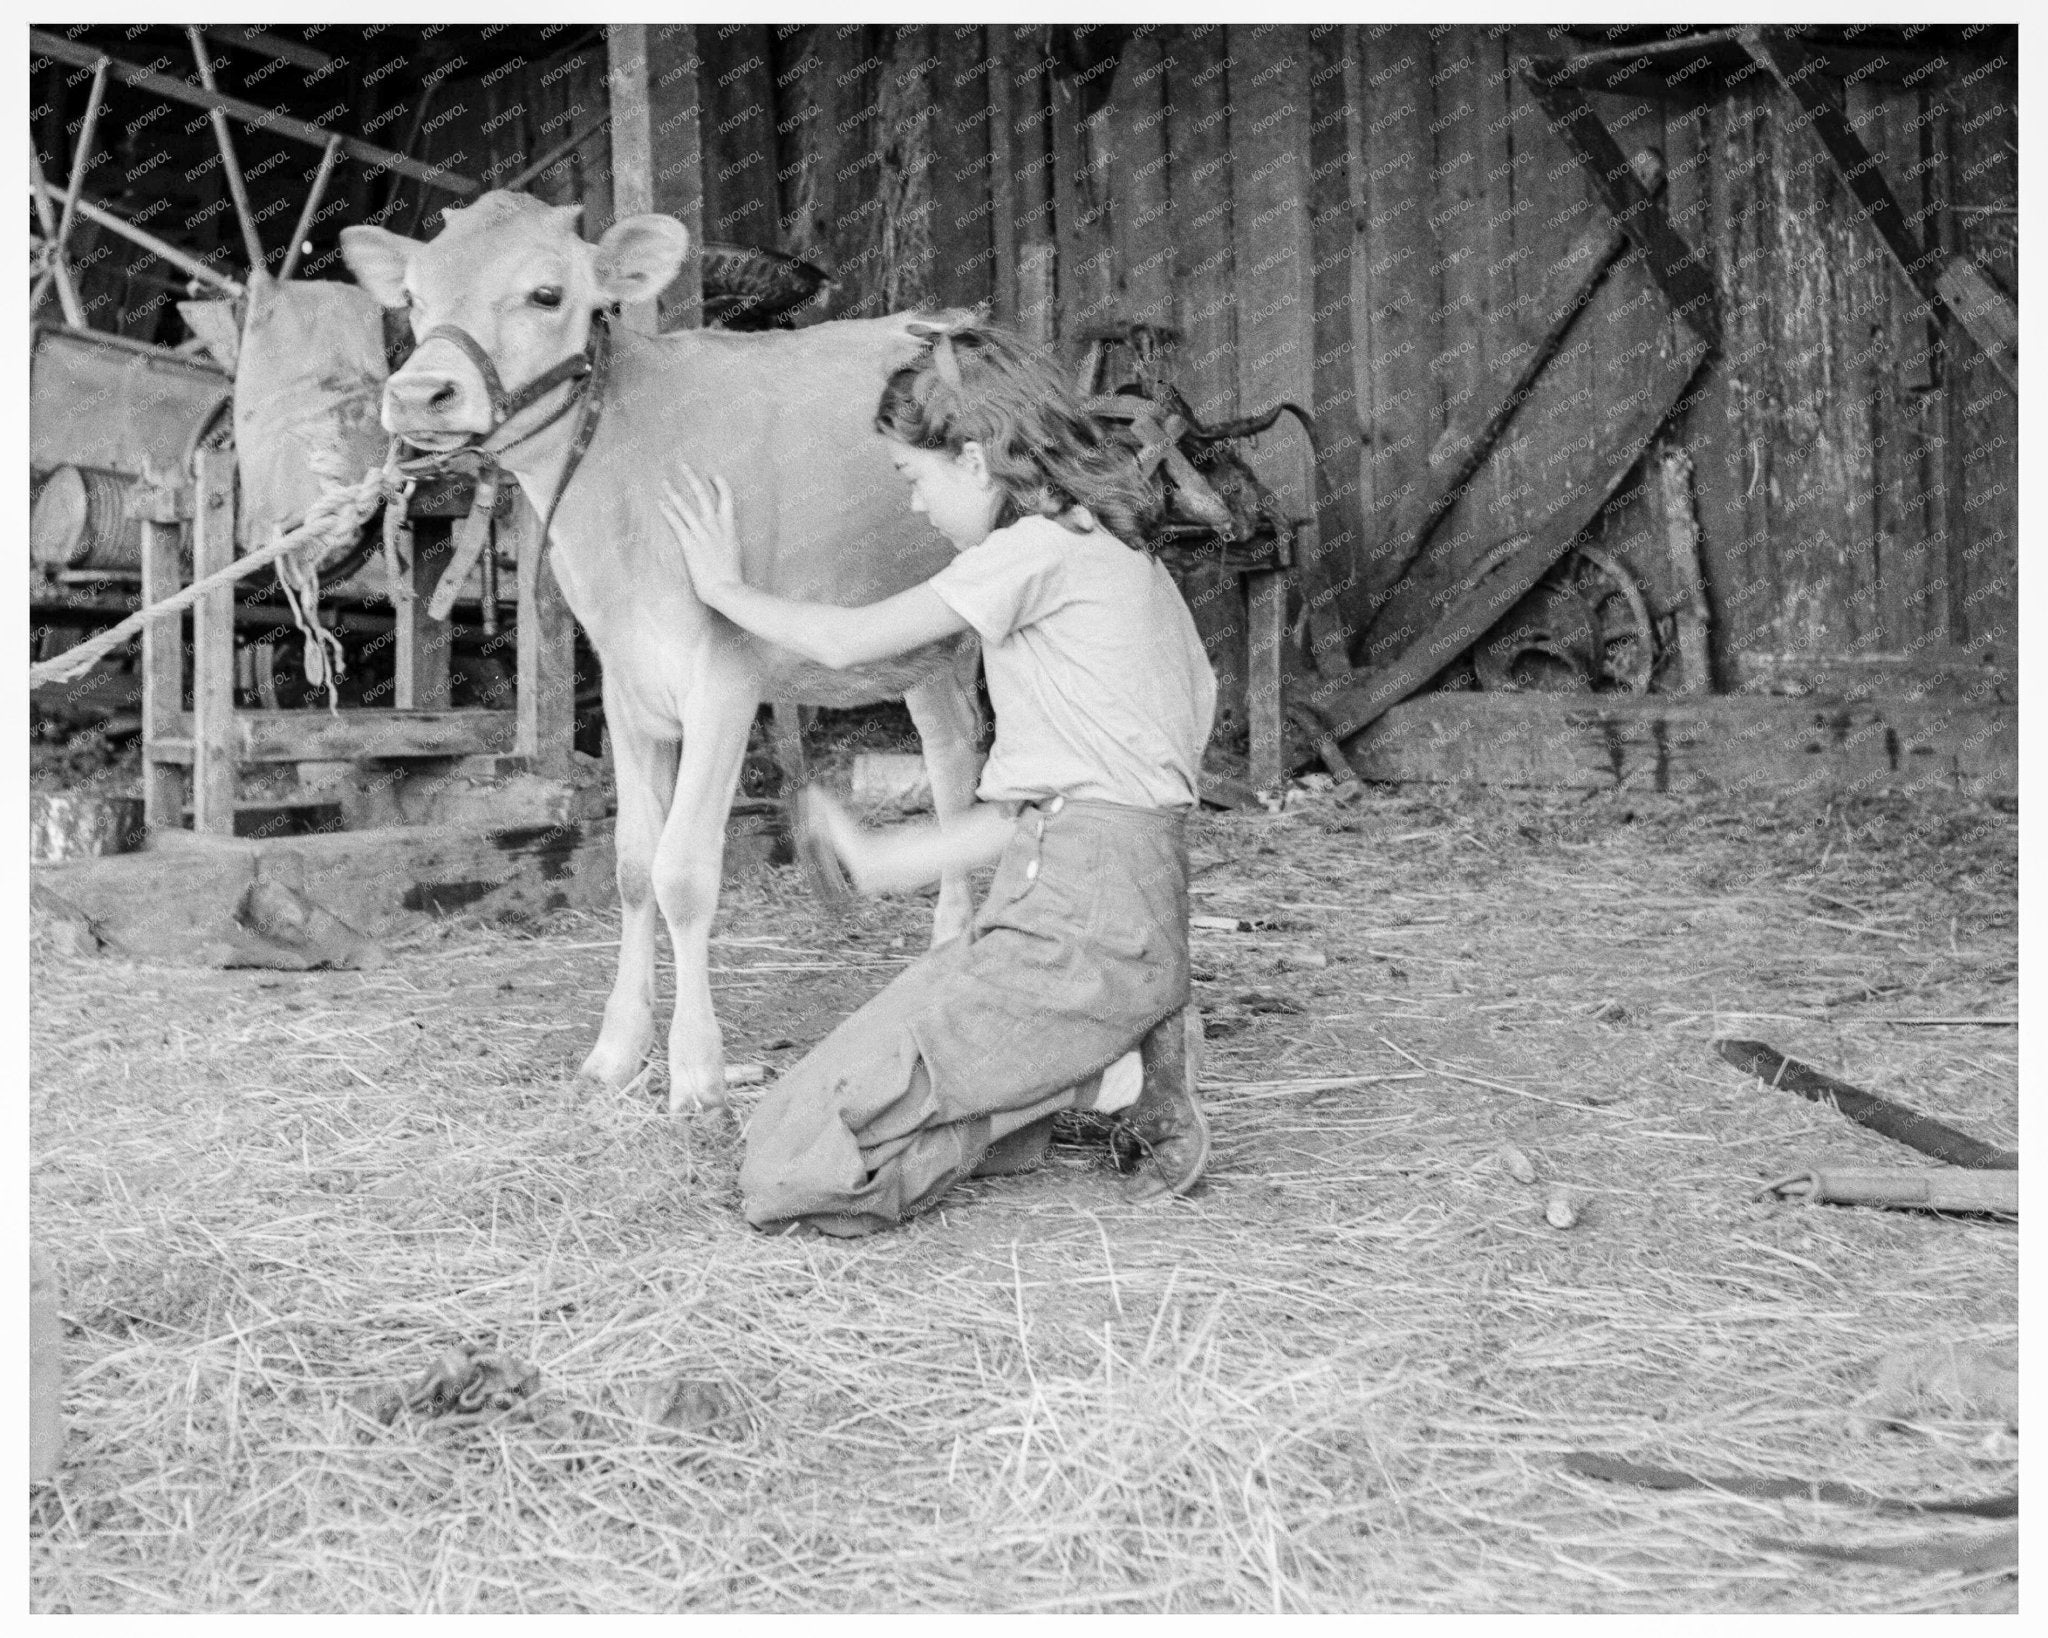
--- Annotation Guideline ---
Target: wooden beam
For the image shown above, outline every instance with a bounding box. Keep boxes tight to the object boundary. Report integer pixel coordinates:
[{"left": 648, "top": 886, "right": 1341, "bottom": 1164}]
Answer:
[
  {"left": 52, "top": 58, "right": 108, "bottom": 270},
  {"left": 164, "top": 709, "right": 517, "bottom": 764},
  {"left": 278, "top": 135, "right": 343, "bottom": 280},
  {"left": 203, "top": 26, "right": 335, "bottom": 75},
  {"left": 140, "top": 508, "right": 186, "bottom": 837},
  {"left": 503, "top": 113, "right": 611, "bottom": 194},
  {"left": 514, "top": 507, "right": 578, "bottom": 777},
  {"left": 1343, "top": 691, "right": 2015, "bottom": 800},
  {"left": 394, "top": 525, "right": 452, "bottom": 711},
  {"left": 186, "top": 28, "right": 267, "bottom": 272},
  {"left": 31, "top": 182, "right": 242, "bottom": 294},
  {"left": 28, "top": 30, "right": 479, "bottom": 197},
  {"left": 604, "top": 23, "right": 703, "bottom": 331},
  {"left": 190, "top": 448, "right": 239, "bottom": 835},
  {"left": 1519, "top": 59, "right": 1722, "bottom": 350}
]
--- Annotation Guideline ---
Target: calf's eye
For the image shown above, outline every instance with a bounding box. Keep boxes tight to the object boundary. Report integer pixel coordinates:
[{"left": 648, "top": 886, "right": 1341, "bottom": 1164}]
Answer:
[{"left": 530, "top": 286, "right": 564, "bottom": 310}]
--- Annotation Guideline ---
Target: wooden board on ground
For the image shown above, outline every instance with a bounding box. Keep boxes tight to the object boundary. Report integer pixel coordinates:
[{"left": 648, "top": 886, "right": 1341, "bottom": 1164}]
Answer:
[
  {"left": 1343, "top": 692, "right": 2016, "bottom": 799},
  {"left": 36, "top": 821, "right": 624, "bottom": 954}
]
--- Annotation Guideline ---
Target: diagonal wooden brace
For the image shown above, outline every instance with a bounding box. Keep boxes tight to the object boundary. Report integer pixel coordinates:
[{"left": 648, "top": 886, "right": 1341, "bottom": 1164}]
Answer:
[
  {"left": 1520, "top": 57, "right": 1722, "bottom": 351},
  {"left": 1737, "top": 27, "right": 2015, "bottom": 394}
]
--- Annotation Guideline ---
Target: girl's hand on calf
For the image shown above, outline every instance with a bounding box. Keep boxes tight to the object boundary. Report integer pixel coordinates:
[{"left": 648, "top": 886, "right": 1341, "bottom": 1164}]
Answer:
[{"left": 659, "top": 466, "right": 744, "bottom": 606}]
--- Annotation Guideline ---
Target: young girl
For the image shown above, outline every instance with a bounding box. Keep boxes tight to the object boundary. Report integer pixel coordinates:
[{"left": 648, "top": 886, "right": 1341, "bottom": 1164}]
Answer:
[{"left": 659, "top": 320, "right": 1216, "bottom": 1237}]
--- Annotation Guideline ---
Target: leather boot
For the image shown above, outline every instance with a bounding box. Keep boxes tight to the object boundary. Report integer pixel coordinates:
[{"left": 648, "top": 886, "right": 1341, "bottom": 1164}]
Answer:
[{"left": 1118, "top": 1008, "right": 1209, "bottom": 1203}]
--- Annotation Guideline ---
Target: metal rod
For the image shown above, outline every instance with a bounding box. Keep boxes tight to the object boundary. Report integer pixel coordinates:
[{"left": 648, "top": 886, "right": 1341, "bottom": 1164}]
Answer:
[
  {"left": 186, "top": 26, "right": 267, "bottom": 272},
  {"left": 26, "top": 138, "right": 86, "bottom": 325},
  {"left": 53, "top": 58, "right": 108, "bottom": 264},
  {"left": 29, "top": 30, "right": 480, "bottom": 197},
  {"left": 503, "top": 113, "right": 612, "bottom": 193},
  {"left": 29, "top": 182, "right": 243, "bottom": 294},
  {"left": 279, "top": 134, "right": 343, "bottom": 280}
]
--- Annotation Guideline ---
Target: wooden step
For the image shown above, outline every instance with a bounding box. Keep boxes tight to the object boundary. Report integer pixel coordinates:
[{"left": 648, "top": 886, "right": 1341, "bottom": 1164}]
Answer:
[
  {"left": 159, "top": 708, "right": 516, "bottom": 764},
  {"left": 176, "top": 799, "right": 345, "bottom": 839}
]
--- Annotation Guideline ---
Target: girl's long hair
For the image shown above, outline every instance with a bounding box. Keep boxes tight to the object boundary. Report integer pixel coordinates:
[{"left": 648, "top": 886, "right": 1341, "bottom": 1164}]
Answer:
[{"left": 874, "top": 322, "right": 1163, "bottom": 547}]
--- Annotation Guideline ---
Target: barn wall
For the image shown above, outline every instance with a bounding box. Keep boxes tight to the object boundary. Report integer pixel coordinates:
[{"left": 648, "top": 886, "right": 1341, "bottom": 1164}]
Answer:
[{"left": 435, "top": 24, "right": 2014, "bottom": 724}]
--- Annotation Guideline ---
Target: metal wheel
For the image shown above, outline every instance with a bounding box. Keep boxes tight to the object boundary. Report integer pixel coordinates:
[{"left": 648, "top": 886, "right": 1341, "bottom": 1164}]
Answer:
[{"left": 1562, "top": 544, "right": 1655, "bottom": 692}]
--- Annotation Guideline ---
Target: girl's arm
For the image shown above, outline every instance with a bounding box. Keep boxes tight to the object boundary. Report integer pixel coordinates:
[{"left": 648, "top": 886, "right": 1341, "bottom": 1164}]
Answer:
[
  {"left": 808, "top": 790, "right": 1015, "bottom": 896},
  {"left": 661, "top": 471, "right": 969, "bottom": 669}
]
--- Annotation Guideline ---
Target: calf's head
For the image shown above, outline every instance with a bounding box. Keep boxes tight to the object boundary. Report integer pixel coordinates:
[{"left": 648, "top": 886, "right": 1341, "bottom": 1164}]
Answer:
[{"left": 340, "top": 190, "right": 689, "bottom": 451}]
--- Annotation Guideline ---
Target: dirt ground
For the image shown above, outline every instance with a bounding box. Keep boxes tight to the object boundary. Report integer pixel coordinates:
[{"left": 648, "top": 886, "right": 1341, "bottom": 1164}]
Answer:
[{"left": 28, "top": 783, "right": 2018, "bottom": 1613}]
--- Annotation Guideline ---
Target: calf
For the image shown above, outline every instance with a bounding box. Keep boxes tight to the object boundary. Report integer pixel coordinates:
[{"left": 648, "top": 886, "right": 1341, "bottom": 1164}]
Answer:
[{"left": 342, "top": 193, "right": 983, "bottom": 1112}]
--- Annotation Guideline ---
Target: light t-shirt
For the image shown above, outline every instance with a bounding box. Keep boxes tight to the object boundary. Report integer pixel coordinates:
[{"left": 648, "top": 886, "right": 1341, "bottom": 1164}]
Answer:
[{"left": 927, "top": 514, "right": 1217, "bottom": 810}]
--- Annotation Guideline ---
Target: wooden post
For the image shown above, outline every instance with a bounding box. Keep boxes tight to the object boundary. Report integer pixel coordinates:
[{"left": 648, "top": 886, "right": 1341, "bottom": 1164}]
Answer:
[
  {"left": 1247, "top": 554, "right": 1290, "bottom": 795},
  {"left": 395, "top": 521, "right": 452, "bottom": 711},
  {"left": 139, "top": 493, "right": 186, "bottom": 837},
  {"left": 514, "top": 508, "right": 578, "bottom": 777},
  {"left": 190, "top": 447, "right": 238, "bottom": 835},
  {"left": 605, "top": 23, "right": 703, "bottom": 333}
]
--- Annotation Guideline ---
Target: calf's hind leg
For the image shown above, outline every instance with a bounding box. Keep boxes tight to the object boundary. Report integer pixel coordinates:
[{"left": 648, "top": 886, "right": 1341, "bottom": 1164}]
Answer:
[{"left": 576, "top": 700, "right": 678, "bottom": 1093}]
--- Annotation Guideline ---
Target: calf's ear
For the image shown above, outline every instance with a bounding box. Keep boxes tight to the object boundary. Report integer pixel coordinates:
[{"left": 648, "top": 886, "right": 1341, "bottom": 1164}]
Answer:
[
  {"left": 340, "top": 226, "right": 414, "bottom": 310},
  {"left": 594, "top": 215, "right": 691, "bottom": 307}
]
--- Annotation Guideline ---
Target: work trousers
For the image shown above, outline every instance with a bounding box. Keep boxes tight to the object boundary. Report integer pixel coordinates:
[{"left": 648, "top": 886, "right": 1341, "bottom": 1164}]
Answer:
[{"left": 739, "top": 796, "right": 1191, "bottom": 1235}]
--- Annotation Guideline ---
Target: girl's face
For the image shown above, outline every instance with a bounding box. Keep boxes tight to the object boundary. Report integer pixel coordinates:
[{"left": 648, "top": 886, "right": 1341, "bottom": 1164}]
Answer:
[{"left": 888, "top": 439, "right": 1002, "bottom": 551}]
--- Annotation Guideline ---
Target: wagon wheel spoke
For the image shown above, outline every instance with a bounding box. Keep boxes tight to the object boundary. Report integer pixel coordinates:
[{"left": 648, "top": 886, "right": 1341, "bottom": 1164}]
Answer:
[{"left": 1566, "top": 543, "right": 1656, "bottom": 693}]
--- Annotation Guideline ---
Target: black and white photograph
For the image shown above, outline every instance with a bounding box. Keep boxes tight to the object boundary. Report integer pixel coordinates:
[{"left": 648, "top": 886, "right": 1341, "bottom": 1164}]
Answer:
[{"left": 25, "top": 11, "right": 2021, "bottom": 1614}]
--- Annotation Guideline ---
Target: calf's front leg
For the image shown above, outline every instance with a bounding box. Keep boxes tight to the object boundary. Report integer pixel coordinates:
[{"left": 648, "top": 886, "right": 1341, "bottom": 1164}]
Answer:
[
  {"left": 653, "top": 673, "right": 759, "bottom": 1113},
  {"left": 577, "top": 697, "right": 678, "bottom": 1093}
]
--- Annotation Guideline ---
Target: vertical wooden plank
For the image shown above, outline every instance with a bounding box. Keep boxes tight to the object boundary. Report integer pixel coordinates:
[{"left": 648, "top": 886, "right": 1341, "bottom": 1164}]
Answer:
[
  {"left": 780, "top": 24, "right": 883, "bottom": 320},
  {"left": 1229, "top": 25, "right": 1316, "bottom": 527},
  {"left": 700, "top": 25, "right": 778, "bottom": 250},
  {"left": 1356, "top": 25, "right": 1441, "bottom": 656},
  {"left": 1881, "top": 80, "right": 1947, "bottom": 655},
  {"left": 1165, "top": 24, "right": 1244, "bottom": 729},
  {"left": 985, "top": 26, "right": 1018, "bottom": 325},
  {"left": 874, "top": 24, "right": 938, "bottom": 312},
  {"left": 1303, "top": 23, "right": 1361, "bottom": 677},
  {"left": 1846, "top": 74, "right": 1912, "bottom": 653},
  {"left": 190, "top": 447, "right": 237, "bottom": 836},
  {"left": 1414, "top": 29, "right": 1505, "bottom": 609},
  {"left": 1049, "top": 52, "right": 1115, "bottom": 342},
  {"left": 1109, "top": 25, "right": 1172, "bottom": 326},
  {"left": 1762, "top": 74, "right": 1858, "bottom": 656},
  {"left": 1941, "top": 45, "right": 2017, "bottom": 657},
  {"left": 929, "top": 24, "right": 996, "bottom": 313},
  {"left": 1655, "top": 75, "right": 1727, "bottom": 668},
  {"left": 395, "top": 522, "right": 452, "bottom": 711},
  {"left": 1007, "top": 26, "right": 1056, "bottom": 342},
  {"left": 514, "top": 503, "right": 578, "bottom": 777},
  {"left": 140, "top": 513, "right": 185, "bottom": 836}
]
